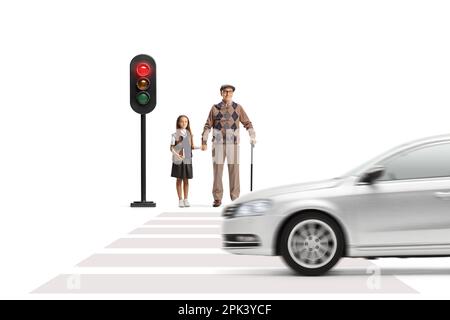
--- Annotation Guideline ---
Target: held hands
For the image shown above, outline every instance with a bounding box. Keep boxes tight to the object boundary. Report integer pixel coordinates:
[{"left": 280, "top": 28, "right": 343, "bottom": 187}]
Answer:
[
  {"left": 200, "top": 143, "right": 255, "bottom": 150},
  {"left": 199, "top": 139, "right": 256, "bottom": 150}
]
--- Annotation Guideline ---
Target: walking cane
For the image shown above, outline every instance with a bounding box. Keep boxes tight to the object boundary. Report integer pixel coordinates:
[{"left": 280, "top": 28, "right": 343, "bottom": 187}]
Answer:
[{"left": 250, "top": 143, "right": 254, "bottom": 191}]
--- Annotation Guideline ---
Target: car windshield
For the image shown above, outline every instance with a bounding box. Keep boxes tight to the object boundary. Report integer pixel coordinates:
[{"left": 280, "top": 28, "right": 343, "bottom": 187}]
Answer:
[
  {"left": 341, "top": 136, "right": 450, "bottom": 178},
  {"left": 342, "top": 145, "right": 402, "bottom": 177},
  {"left": 342, "top": 157, "right": 378, "bottom": 177}
]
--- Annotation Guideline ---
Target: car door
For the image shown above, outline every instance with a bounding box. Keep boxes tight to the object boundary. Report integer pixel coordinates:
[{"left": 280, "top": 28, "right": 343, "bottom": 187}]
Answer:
[{"left": 349, "top": 142, "right": 450, "bottom": 252}]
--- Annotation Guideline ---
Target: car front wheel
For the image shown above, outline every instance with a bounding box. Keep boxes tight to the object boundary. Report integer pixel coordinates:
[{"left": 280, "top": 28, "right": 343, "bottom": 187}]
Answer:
[{"left": 280, "top": 213, "right": 344, "bottom": 276}]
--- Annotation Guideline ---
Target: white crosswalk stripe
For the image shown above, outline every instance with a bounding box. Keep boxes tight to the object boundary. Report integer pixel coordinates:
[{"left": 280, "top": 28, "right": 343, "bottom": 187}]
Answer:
[{"left": 33, "top": 210, "right": 417, "bottom": 294}]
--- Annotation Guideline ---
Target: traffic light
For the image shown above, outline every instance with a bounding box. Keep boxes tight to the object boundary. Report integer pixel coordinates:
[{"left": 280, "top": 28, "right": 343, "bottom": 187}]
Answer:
[
  {"left": 130, "top": 54, "right": 157, "bottom": 207},
  {"left": 130, "top": 54, "right": 156, "bottom": 114}
]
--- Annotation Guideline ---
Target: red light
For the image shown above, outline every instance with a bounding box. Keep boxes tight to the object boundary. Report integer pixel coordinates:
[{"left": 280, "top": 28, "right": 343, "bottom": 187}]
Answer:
[{"left": 136, "top": 63, "right": 151, "bottom": 77}]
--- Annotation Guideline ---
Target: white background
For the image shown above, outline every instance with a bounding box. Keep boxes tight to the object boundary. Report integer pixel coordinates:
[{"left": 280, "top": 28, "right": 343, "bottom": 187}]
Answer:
[{"left": 1, "top": 0, "right": 450, "bottom": 298}]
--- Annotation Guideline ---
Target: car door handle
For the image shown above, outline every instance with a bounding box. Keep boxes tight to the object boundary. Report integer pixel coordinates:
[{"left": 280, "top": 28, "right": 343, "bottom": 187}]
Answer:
[{"left": 435, "top": 192, "right": 450, "bottom": 199}]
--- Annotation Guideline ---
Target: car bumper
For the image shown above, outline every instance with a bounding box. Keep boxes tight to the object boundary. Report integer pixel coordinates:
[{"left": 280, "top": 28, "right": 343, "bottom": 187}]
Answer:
[{"left": 221, "top": 214, "right": 281, "bottom": 256}]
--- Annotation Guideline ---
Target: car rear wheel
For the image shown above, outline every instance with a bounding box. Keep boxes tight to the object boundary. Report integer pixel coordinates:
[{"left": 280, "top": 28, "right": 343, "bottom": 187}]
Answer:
[{"left": 280, "top": 213, "right": 344, "bottom": 276}]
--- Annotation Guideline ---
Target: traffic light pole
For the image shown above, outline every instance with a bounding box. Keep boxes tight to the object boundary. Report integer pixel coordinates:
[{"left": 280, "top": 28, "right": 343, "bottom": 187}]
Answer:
[
  {"left": 250, "top": 143, "right": 254, "bottom": 192},
  {"left": 131, "top": 114, "right": 156, "bottom": 207},
  {"left": 141, "top": 114, "right": 146, "bottom": 201}
]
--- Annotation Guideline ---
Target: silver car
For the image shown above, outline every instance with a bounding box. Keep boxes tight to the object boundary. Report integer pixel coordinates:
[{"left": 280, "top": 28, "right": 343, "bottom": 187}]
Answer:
[{"left": 222, "top": 134, "right": 450, "bottom": 276}]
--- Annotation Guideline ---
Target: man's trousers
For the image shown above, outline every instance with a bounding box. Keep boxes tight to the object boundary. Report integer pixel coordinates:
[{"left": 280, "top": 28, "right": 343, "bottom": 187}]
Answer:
[{"left": 212, "top": 143, "right": 240, "bottom": 201}]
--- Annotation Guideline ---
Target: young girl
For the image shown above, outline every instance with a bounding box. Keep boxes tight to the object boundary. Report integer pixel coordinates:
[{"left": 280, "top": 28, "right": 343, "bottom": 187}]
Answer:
[{"left": 170, "top": 115, "right": 198, "bottom": 207}]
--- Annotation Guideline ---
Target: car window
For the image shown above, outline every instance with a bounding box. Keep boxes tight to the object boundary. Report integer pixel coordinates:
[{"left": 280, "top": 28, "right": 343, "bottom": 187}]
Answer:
[{"left": 378, "top": 142, "right": 450, "bottom": 181}]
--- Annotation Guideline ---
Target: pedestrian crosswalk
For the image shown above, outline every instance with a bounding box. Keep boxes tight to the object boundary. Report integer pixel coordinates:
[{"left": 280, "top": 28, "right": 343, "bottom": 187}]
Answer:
[
  {"left": 129, "top": 227, "right": 220, "bottom": 235},
  {"left": 32, "top": 209, "right": 416, "bottom": 294}
]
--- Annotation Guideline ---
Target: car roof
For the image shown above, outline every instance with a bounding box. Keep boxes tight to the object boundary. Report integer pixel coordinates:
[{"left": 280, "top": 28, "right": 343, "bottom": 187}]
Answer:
[
  {"left": 347, "top": 133, "right": 450, "bottom": 176},
  {"left": 399, "top": 133, "right": 450, "bottom": 149}
]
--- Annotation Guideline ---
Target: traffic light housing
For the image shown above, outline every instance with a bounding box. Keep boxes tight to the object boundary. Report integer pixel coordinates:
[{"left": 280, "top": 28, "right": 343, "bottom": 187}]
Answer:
[{"left": 130, "top": 54, "right": 156, "bottom": 114}]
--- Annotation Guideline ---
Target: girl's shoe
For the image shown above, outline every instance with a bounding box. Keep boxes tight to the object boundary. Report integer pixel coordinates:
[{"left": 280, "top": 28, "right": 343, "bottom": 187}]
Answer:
[
  {"left": 184, "top": 199, "right": 190, "bottom": 207},
  {"left": 179, "top": 200, "right": 185, "bottom": 208}
]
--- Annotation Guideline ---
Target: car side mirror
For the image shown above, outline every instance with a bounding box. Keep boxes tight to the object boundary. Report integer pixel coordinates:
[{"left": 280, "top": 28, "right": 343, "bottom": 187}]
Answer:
[{"left": 359, "top": 166, "right": 385, "bottom": 185}]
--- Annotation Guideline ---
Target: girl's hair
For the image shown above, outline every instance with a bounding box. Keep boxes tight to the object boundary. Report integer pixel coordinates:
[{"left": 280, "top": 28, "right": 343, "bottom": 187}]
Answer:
[{"left": 176, "top": 115, "right": 194, "bottom": 147}]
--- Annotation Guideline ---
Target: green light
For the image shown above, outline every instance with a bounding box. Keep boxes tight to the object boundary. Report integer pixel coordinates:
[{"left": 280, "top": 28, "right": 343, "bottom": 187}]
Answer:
[{"left": 136, "top": 92, "right": 150, "bottom": 105}]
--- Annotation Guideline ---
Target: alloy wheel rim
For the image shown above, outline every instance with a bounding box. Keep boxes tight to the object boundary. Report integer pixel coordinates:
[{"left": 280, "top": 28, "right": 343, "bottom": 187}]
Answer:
[{"left": 287, "top": 219, "right": 337, "bottom": 269}]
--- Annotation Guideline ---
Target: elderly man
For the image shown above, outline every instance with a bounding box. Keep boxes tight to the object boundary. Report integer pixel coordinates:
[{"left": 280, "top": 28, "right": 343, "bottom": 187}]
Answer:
[{"left": 201, "top": 84, "right": 256, "bottom": 207}]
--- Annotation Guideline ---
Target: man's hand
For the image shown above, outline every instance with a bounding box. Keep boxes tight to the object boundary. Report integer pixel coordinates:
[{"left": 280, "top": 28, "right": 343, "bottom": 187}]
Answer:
[
  {"left": 250, "top": 138, "right": 257, "bottom": 146},
  {"left": 201, "top": 144, "right": 207, "bottom": 151}
]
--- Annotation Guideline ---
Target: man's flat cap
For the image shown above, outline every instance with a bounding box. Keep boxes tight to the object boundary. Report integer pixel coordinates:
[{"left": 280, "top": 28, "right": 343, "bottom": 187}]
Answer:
[{"left": 220, "top": 84, "right": 235, "bottom": 92}]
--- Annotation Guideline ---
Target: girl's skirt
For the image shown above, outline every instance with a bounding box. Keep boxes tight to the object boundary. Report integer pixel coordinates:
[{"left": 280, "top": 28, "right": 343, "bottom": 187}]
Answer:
[{"left": 171, "top": 163, "right": 193, "bottom": 179}]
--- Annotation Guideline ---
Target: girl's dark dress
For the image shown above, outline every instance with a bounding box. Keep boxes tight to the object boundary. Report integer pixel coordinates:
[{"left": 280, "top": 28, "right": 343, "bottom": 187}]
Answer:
[{"left": 171, "top": 130, "right": 193, "bottom": 179}]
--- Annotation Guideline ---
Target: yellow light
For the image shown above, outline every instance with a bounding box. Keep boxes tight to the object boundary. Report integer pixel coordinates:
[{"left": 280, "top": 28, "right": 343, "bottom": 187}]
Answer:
[{"left": 137, "top": 78, "right": 150, "bottom": 90}]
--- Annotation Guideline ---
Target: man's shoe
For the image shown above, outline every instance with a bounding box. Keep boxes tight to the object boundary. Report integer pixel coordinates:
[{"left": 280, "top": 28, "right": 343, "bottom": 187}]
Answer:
[
  {"left": 213, "top": 200, "right": 222, "bottom": 207},
  {"left": 179, "top": 200, "right": 185, "bottom": 208},
  {"left": 184, "top": 199, "right": 190, "bottom": 207}
]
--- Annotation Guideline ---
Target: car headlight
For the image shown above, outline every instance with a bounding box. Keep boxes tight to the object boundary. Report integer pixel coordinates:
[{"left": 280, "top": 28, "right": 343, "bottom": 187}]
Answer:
[{"left": 235, "top": 200, "right": 273, "bottom": 217}]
